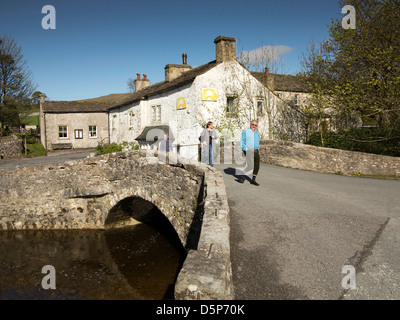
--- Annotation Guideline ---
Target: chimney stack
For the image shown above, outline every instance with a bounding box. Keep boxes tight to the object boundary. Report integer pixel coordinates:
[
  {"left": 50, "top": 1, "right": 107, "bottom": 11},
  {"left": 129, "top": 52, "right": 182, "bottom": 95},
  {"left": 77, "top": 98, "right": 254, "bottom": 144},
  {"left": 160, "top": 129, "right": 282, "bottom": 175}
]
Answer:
[
  {"left": 165, "top": 53, "right": 192, "bottom": 82},
  {"left": 135, "top": 73, "right": 150, "bottom": 92},
  {"left": 214, "top": 36, "right": 236, "bottom": 63}
]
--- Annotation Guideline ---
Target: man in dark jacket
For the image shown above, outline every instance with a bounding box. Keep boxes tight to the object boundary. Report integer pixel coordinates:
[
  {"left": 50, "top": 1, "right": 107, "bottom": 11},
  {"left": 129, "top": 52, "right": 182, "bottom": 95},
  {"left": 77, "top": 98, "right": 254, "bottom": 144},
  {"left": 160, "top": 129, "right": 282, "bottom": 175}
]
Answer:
[{"left": 159, "top": 134, "right": 173, "bottom": 163}]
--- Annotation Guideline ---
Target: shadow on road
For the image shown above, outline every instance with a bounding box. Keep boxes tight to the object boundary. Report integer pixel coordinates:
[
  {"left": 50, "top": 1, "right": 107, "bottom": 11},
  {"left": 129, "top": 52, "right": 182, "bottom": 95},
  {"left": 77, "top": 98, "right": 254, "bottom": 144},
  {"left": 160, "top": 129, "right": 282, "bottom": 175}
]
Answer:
[{"left": 223, "top": 167, "right": 252, "bottom": 184}]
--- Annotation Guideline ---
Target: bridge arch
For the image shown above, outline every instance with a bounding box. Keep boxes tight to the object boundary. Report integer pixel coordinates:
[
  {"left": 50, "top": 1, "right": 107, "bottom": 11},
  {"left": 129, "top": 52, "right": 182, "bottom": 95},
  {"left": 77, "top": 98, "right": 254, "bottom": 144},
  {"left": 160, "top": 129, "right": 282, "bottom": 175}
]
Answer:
[{"left": 104, "top": 195, "right": 184, "bottom": 250}]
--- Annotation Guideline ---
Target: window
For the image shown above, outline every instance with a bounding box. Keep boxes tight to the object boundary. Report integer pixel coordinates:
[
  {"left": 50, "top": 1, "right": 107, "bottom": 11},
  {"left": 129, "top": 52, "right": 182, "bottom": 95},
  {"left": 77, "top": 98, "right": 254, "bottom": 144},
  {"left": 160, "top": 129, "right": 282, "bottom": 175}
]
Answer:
[
  {"left": 226, "top": 96, "right": 238, "bottom": 116},
  {"left": 151, "top": 105, "right": 161, "bottom": 122},
  {"left": 294, "top": 94, "right": 299, "bottom": 106},
  {"left": 58, "top": 126, "right": 68, "bottom": 139},
  {"left": 129, "top": 111, "right": 135, "bottom": 127},
  {"left": 74, "top": 129, "right": 83, "bottom": 139},
  {"left": 89, "top": 125, "right": 97, "bottom": 138},
  {"left": 157, "top": 106, "right": 161, "bottom": 122},
  {"left": 256, "top": 99, "right": 264, "bottom": 115}
]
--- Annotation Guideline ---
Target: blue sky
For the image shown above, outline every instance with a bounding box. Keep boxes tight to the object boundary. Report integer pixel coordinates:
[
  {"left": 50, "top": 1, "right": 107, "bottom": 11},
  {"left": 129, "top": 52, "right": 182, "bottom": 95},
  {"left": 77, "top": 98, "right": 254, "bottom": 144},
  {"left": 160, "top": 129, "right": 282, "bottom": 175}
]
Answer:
[{"left": 0, "top": 0, "right": 342, "bottom": 101}]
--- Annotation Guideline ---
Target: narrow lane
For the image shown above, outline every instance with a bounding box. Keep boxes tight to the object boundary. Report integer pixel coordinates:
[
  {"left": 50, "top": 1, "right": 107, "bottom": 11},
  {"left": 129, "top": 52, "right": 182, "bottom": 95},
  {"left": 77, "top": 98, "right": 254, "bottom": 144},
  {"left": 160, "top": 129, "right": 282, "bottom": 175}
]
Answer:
[{"left": 215, "top": 163, "right": 400, "bottom": 299}]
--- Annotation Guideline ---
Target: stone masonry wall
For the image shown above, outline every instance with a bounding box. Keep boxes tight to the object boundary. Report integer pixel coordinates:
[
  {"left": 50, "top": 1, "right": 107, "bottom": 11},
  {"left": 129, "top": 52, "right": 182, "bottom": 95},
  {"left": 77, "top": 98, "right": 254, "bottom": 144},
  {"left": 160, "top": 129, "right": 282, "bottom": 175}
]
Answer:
[
  {"left": 0, "top": 149, "right": 234, "bottom": 300},
  {"left": 259, "top": 140, "right": 400, "bottom": 176},
  {"left": 0, "top": 150, "right": 203, "bottom": 247},
  {"left": 0, "top": 135, "right": 24, "bottom": 159}
]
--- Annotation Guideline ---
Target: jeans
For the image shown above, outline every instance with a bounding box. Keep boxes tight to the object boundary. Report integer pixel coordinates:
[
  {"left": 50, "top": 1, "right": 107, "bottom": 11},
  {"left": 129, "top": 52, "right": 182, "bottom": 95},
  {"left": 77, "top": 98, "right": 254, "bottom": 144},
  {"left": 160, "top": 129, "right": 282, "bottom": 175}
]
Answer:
[{"left": 202, "top": 144, "right": 213, "bottom": 166}]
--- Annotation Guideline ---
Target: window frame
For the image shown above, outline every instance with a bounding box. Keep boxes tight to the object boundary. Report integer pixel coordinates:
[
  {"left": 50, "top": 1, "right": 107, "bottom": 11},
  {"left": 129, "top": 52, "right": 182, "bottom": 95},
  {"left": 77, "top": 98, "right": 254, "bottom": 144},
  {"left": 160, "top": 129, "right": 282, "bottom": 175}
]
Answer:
[
  {"left": 226, "top": 95, "right": 238, "bottom": 117},
  {"left": 58, "top": 125, "right": 68, "bottom": 139},
  {"left": 74, "top": 129, "right": 83, "bottom": 139},
  {"left": 151, "top": 105, "right": 161, "bottom": 123},
  {"left": 256, "top": 98, "right": 264, "bottom": 115},
  {"left": 88, "top": 125, "right": 97, "bottom": 139}
]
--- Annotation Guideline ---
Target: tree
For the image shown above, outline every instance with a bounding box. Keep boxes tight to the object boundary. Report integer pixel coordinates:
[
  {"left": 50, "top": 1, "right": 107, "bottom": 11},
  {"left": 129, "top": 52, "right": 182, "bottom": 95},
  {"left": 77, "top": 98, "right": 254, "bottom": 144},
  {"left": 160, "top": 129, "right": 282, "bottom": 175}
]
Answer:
[
  {"left": 304, "top": 1, "right": 400, "bottom": 127},
  {"left": 31, "top": 91, "right": 46, "bottom": 107},
  {"left": 326, "top": 0, "right": 400, "bottom": 130},
  {"left": 298, "top": 40, "right": 337, "bottom": 146},
  {"left": 201, "top": 41, "right": 306, "bottom": 144},
  {"left": 127, "top": 78, "right": 135, "bottom": 93},
  {"left": 0, "top": 35, "right": 36, "bottom": 128}
]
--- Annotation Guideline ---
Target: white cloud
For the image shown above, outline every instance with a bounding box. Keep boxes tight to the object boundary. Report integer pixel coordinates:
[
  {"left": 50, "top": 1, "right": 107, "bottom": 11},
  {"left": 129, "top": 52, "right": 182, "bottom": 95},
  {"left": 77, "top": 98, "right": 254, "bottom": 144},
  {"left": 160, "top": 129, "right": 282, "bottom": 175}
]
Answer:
[{"left": 240, "top": 45, "right": 294, "bottom": 66}]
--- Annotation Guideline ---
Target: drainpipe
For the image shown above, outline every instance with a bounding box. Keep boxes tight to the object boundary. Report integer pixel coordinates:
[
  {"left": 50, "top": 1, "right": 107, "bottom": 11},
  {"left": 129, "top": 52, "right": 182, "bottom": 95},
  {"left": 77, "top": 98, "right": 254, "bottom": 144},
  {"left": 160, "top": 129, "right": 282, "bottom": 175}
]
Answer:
[{"left": 44, "top": 113, "right": 47, "bottom": 150}]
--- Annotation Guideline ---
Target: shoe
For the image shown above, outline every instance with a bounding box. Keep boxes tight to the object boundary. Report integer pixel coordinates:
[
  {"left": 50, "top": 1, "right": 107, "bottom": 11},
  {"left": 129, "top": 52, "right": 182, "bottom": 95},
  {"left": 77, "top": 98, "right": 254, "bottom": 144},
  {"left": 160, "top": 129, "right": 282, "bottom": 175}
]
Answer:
[{"left": 250, "top": 180, "right": 260, "bottom": 186}]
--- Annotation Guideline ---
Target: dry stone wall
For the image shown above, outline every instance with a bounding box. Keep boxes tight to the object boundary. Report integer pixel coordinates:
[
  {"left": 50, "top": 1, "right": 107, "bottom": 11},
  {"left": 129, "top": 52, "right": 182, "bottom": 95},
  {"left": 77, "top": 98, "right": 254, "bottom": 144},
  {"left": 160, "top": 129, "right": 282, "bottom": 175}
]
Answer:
[
  {"left": 0, "top": 135, "right": 24, "bottom": 159},
  {"left": 259, "top": 140, "right": 400, "bottom": 176}
]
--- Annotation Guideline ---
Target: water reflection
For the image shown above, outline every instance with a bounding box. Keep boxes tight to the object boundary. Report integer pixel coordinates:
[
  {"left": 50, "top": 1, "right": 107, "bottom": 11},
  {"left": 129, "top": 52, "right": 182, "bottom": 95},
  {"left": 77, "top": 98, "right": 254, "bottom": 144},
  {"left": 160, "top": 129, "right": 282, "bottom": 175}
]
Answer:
[{"left": 0, "top": 223, "right": 186, "bottom": 300}]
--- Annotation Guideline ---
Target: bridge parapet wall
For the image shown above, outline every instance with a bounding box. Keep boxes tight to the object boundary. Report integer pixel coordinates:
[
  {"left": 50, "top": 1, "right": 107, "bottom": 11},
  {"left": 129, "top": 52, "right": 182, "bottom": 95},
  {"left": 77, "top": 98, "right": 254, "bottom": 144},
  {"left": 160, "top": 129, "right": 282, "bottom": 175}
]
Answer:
[
  {"left": 260, "top": 140, "right": 400, "bottom": 177},
  {"left": 0, "top": 150, "right": 203, "bottom": 246},
  {"left": 0, "top": 150, "right": 234, "bottom": 300}
]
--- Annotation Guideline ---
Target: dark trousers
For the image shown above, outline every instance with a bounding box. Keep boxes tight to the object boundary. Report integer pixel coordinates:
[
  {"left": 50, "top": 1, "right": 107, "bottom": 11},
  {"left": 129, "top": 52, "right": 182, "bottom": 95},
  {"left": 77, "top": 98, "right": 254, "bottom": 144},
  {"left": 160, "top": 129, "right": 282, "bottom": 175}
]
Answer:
[{"left": 243, "top": 149, "right": 260, "bottom": 176}]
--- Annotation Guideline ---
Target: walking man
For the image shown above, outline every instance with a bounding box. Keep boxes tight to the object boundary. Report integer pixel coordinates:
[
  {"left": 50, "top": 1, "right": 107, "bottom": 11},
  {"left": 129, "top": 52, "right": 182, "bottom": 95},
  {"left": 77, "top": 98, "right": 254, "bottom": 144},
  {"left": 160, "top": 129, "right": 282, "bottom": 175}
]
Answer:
[{"left": 238, "top": 120, "right": 260, "bottom": 186}]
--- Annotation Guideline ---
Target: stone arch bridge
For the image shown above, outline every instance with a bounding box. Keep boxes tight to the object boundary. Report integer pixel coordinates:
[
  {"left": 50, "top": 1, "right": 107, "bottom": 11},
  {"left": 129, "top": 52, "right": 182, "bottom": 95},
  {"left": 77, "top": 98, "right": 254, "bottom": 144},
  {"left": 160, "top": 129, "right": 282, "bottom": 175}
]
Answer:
[{"left": 0, "top": 150, "right": 233, "bottom": 300}]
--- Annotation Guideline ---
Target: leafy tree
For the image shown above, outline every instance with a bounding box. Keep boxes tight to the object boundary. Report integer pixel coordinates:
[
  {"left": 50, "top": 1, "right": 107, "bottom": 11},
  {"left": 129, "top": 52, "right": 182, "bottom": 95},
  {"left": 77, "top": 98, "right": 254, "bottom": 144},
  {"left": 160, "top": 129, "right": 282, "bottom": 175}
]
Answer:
[
  {"left": 0, "top": 35, "right": 36, "bottom": 128},
  {"left": 300, "top": 0, "right": 400, "bottom": 147},
  {"left": 327, "top": 0, "right": 400, "bottom": 130},
  {"left": 31, "top": 91, "right": 46, "bottom": 107}
]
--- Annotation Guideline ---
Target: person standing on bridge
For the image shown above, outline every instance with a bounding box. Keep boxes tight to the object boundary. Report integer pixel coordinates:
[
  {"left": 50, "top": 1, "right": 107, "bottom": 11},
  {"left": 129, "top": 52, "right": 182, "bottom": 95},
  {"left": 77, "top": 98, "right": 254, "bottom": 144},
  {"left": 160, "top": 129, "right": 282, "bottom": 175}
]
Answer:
[
  {"left": 200, "top": 121, "right": 218, "bottom": 167},
  {"left": 159, "top": 134, "right": 173, "bottom": 163},
  {"left": 238, "top": 120, "right": 260, "bottom": 186}
]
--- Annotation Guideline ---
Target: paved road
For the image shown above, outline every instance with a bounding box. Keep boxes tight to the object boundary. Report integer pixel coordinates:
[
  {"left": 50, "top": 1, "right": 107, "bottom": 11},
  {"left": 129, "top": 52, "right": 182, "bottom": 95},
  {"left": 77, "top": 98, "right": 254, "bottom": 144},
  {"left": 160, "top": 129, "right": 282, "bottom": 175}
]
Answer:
[
  {"left": 215, "top": 163, "right": 400, "bottom": 300},
  {"left": 0, "top": 149, "right": 96, "bottom": 171},
  {"left": 1, "top": 152, "right": 399, "bottom": 299}
]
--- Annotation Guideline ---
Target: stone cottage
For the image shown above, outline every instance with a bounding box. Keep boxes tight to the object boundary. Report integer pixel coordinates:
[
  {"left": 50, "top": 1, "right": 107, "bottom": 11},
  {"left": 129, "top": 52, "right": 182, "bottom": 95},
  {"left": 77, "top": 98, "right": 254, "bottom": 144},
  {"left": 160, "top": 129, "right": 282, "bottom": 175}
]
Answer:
[{"left": 40, "top": 36, "right": 307, "bottom": 158}]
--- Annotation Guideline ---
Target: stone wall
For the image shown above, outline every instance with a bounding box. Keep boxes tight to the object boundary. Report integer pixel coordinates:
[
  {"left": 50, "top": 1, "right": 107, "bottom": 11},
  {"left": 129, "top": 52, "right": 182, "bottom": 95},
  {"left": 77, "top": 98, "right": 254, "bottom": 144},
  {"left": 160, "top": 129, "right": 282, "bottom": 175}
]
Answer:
[
  {"left": 175, "top": 167, "right": 234, "bottom": 300},
  {"left": 0, "top": 150, "right": 202, "bottom": 246},
  {"left": 0, "top": 135, "right": 24, "bottom": 159},
  {"left": 0, "top": 149, "right": 234, "bottom": 300},
  {"left": 42, "top": 112, "right": 109, "bottom": 150},
  {"left": 259, "top": 140, "right": 400, "bottom": 176}
]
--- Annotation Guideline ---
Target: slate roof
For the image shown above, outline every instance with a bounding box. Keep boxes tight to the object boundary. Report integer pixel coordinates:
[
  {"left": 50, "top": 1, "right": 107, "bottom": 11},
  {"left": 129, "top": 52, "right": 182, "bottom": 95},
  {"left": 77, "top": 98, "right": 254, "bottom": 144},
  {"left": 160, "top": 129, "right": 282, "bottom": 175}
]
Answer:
[
  {"left": 107, "top": 60, "right": 219, "bottom": 110},
  {"left": 42, "top": 93, "right": 131, "bottom": 113},
  {"left": 135, "top": 125, "right": 175, "bottom": 142},
  {"left": 251, "top": 72, "right": 308, "bottom": 93},
  {"left": 42, "top": 61, "right": 307, "bottom": 114}
]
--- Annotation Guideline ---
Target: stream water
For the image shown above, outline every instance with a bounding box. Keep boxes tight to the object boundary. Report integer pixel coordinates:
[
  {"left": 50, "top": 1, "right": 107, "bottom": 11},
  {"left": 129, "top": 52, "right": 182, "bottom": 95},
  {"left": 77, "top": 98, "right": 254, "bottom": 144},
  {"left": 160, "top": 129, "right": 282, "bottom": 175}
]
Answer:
[{"left": 0, "top": 222, "right": 186, "bottom": 300}]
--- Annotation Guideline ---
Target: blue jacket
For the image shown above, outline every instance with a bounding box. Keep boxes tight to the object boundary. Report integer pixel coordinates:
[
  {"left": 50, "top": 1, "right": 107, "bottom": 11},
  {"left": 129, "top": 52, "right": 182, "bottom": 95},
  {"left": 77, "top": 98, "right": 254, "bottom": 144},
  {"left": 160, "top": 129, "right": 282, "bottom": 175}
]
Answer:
[{"left": 241, "top": 128, "right": 260, "bottom": 151}]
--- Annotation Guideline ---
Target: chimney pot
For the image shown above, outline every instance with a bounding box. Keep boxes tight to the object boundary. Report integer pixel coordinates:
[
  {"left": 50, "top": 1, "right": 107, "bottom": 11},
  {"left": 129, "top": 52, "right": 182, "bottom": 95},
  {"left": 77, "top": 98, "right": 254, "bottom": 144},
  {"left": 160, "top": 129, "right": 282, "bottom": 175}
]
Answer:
[
  {"left": 137, "top": 73, "right": 141, "bottom": 79},
  {"left": 134, "top": 74, "right": 150, "bottom": 92},
  {"left": 265, "top": 67, "right": 269, "bottom": 75},
  {"left": 182, "top": 53, "right": 187, "bottom": 65}
]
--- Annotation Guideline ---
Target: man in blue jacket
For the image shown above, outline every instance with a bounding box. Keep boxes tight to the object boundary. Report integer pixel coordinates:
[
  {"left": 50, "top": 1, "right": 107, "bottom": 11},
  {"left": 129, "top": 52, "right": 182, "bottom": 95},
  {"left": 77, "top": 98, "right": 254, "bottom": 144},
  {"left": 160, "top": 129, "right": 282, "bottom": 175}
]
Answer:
[{"left": 238, "top": 120, "right": 260, "bottom": 186}]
